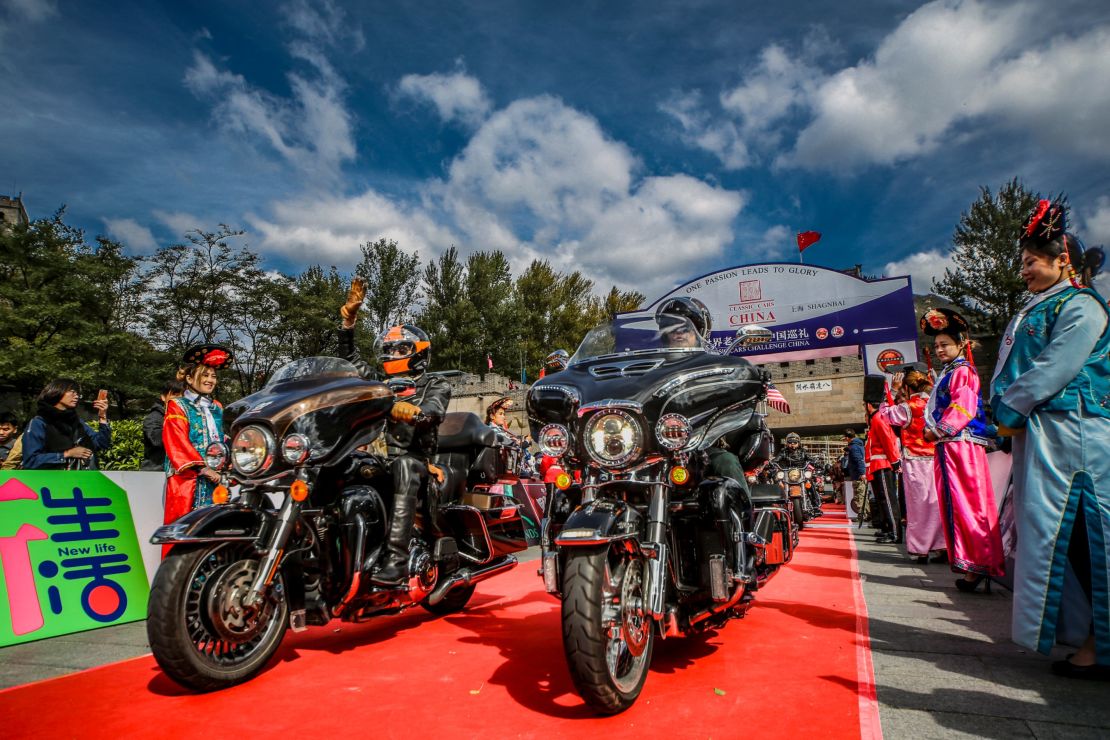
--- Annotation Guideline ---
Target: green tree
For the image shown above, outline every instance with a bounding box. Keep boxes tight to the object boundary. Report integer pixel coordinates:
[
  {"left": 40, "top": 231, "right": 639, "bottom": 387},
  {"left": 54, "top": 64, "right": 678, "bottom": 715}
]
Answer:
[
  {"left": 416, "top": 247, "right": 480, "bottom": 371},
  {"left": 354, "top": 238, "right": 421, "bottom": 336},
  {"left": 933, "top": 178, "right": 1042, "bottom": 334},
  {"left": 0, "top": 212, "right": 166, "bottom": 417},
  {"left": 276, "top": 265, "right": 348, "bottom": 359},
  {"left": 512, "top": 261, "right": 601, "bottom": 380},
  {"left": 465, "top": 250, "right": 515, "bottom": 370},
  {"left": 586, "top": 285, "right": 645, "bottom": 325}
]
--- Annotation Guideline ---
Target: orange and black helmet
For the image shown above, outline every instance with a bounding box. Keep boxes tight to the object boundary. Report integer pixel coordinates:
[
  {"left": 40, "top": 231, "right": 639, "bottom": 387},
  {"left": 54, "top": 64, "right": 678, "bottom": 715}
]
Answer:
[{"left": 375, "top": 324, "right": 431, "bottom": 376}]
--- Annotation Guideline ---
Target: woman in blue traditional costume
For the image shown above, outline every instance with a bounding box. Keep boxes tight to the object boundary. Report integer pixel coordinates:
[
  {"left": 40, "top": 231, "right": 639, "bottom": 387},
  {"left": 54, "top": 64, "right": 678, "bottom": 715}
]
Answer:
[
  {"left": 921, "top": 307, "right": 1004, "bottom": 591},
  {"left": 990, "top": 198, "right": 1110, "bottom": 680},
  {"left": 161, "top": 344, "right": 233, "bottom": 554}
]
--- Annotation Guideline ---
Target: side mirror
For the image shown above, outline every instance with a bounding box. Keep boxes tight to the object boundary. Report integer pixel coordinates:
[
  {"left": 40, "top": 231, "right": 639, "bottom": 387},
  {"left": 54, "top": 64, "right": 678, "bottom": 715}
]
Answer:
[{"left": 735, "top": 324, "right": 773, "bottom": 348}]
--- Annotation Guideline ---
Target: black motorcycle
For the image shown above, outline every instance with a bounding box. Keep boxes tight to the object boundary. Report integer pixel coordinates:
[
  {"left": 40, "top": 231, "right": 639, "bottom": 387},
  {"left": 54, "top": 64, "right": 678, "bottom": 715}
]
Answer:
[
  {"left": 528, "top": 316, "right": 795, "bottom": 714},
  {"left": 147, "top": 357, "right": 527, "bottom": 691}
]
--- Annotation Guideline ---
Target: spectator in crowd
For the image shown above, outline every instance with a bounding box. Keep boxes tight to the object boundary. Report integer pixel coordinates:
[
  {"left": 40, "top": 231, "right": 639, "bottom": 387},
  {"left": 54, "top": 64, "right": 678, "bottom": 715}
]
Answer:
[
  {"left": 22, "top": 379, "right": 111, "bottom": 470},
  {"left": 921, "top": 308, "right": 1003, "bottom": 592},
  {"left": 486, "top": 396, "right": 515, "bottom": 432},
  {"left": 0, "top": 412, "right": 19, "bottom": 463},
  {"left": 881, "top": 368, "right": 946, "bottom": 563},
  {"left": 844, "top": 429, "right": 867, "bottom": 519},
  {"left": 162, "top": 345, "right": 232, "bottom": 551},
  {"left": 141, "top": 379, "right": 184, "bottom": 471},
  {"left": 865, "top": 398, "right": 901, "bottom": 544},
  {"left": 991, "top": 199, "right": 1110, "bottom": 679},
  {"left": 1, "top": 434, "right": 23, "bottom": 470}
]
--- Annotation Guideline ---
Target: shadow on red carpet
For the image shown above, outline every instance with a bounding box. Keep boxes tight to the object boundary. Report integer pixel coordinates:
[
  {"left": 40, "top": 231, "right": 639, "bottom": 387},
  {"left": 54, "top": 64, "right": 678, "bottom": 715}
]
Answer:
[{"left": 0, "top": 504, "right": 877, "bottom": 739}]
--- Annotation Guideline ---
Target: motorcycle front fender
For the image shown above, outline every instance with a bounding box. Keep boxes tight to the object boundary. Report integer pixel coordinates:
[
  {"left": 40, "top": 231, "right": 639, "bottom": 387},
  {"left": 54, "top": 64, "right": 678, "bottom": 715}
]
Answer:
[
  {"left": 554, "top": 498, "right": 644, "bottom": 548},
  {"left": 151, "top": 503, "right": 275, "bottom": 545}
]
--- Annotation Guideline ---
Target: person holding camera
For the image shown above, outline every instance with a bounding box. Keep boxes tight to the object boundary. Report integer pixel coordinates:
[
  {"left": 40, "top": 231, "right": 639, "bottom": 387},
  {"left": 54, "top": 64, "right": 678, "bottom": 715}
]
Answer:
[{"left": 22, "top": 379, "right": 112, "bottom": 470}]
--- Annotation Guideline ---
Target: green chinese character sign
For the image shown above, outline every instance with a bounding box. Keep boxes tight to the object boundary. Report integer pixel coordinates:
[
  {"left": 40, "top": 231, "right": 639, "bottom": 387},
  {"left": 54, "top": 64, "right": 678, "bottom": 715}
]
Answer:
[{"left": 0, "top": 472, "right": 149, "bottom": 647}]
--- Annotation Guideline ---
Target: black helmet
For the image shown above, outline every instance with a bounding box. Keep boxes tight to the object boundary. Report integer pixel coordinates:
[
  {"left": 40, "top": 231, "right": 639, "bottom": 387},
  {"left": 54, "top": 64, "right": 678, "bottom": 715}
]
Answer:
[
  {"left": 655, "top": 296, "right": 712, "bottom": 337},
  {"left": 375, "top": 324, "right": 431, "bottom": 377},
  {"left": 785, "top": 432, "right": 801, "bottom": 444},
  {"left": 544, "top": 349, "right": 569, "bottom": 373}
]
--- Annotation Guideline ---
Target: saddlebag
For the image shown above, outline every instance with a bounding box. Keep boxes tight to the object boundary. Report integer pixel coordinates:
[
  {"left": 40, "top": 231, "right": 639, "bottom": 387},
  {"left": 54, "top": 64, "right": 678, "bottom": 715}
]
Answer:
[{"left": 441, "top": 491, "right": 527, "bottom": 562}]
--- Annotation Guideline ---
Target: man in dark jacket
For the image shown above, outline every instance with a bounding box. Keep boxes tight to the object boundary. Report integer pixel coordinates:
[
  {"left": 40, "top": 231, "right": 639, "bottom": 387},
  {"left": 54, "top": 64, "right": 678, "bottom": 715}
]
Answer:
[
  {"left": 843, "top": 429, "right": 868, "bottom": 520},
  {"left": 141, "top": 380, "right": 184, "bottom": 471}
]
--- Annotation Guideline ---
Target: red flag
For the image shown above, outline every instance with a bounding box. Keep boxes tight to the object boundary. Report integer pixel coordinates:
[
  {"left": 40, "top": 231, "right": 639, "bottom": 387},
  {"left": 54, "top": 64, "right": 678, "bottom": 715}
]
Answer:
[
  {"left": 487, "top": 353, "right": 493, "bottom": 370},
  {"left": 766, "top": 383, "right": 791, "bottom": 414},
  {"left": 796, "top": 231, "right": 821, "bottom": 252},
  {"left": 539, "top": 367, "right": 546, "bottom": 379}
]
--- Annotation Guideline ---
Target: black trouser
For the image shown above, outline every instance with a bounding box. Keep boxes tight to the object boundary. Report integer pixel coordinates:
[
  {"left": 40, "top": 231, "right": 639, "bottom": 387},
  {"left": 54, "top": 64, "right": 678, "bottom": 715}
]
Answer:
[{"left": 872, "top": 468, "right": 901, "bottom": 541}]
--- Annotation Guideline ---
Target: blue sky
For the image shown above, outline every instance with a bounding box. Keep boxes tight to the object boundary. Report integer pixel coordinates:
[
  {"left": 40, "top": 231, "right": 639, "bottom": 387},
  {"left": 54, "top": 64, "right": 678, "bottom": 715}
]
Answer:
[{"left": 2, "top": 0, "right": 1109, "bottom": 299}]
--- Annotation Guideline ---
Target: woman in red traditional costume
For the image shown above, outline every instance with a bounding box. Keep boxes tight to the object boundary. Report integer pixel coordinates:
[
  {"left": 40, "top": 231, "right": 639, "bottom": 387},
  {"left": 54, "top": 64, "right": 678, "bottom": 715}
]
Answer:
[{"left": 161, "top": 344, "right": 233, "bottom": 549}]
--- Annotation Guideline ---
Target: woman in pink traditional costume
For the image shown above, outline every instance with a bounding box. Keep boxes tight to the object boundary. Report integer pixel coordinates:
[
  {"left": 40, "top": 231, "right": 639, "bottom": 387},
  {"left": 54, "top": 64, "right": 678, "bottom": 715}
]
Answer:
[
  {"left": 921, "top": 308, "right": 1004, "bottom": 591},
  {"left": 881, "top": 367, "right": 946, "bottom": 563}
]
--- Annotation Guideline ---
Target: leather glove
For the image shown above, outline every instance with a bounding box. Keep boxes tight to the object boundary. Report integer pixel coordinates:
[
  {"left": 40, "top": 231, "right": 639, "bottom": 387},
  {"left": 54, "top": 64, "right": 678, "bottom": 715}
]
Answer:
[
  {"left": 391, "top": 401, "right": 420, "bottom": 423},
  {"left": 427, "top": 462, "right": 445, "bottom": 484},
  {"left": 340, "top": 278, "right": 367, "bottom": 324}
]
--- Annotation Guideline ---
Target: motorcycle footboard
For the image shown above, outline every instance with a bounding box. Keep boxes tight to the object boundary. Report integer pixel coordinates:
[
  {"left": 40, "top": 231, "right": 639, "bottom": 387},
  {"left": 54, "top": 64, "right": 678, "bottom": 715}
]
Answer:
[{"left": 442, "top": 501, "right": 528, "bottom": 562}]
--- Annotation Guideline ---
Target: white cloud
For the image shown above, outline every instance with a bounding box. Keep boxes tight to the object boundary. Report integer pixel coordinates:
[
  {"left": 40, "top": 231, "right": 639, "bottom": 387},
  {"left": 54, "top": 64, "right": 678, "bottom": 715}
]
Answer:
[
  {"left": 103, "top": 217, "right": 157, "bottom": 252},
  {"left": 281, "top": 0, "right": 364, "bottom": 50},
  {"left": 882, "top": 249, "right": 955, "bottom": 294},
  {"left": 250, "top": 94, "right": 745, "bottom": 296},
  {"left": 671, "top": 0, "right": 1110, "bottom": 172},
  {"left": 660, "top": 91, "right": 750, "bottom": 169},
  {"left": 397, "top": 69, "right": 491, "bottom": 128},
  {"left": 1081, "top": 196, "right": 1110, "bottom": 246},
  {"left": 153, "top": 209, "right": 208, "bottom": 236},
  {"left": 183, "top": 2, "right": 357, "bottom": 184}
]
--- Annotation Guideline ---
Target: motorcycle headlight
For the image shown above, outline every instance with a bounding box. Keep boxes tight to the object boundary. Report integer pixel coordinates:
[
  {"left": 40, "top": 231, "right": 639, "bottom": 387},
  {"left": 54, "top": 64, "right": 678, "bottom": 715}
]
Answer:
[
  {"left": 788, "top": 469, "right": 802, "bottom": 483},
  {"left": 231, "top": 425, "right": 274, "bottom": 475},
  {"left": 655, "top": 414, "right": 691, "bottom": 451},
  {"left": 585, "top": 410, "right": 642, "bottom": 468},
  {"left": 205, "top": 442, "right": 229, "bottom": 472},
  {"left": 776, "top": 470, "right": 785, "bottom": 480},
  {"left": 282, "top": 433, "right": 312, "bottom": 465},
  {"left": 538, "top": 424, "right": 570, "bottom": 458},
  {"left": 804, "top": 470, "right": 813, "bottom": 480}
]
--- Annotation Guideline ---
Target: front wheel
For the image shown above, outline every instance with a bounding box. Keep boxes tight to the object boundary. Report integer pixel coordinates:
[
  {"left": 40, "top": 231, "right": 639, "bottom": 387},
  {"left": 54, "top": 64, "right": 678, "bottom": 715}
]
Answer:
[
  {"left": 147, "top": 542, "right": 289, "bottom": 692},
  {"left": 561, "top": 546, "right": 654, "bottom": 715},
  {"left": 792, "top": 497, "right": 805, "bottom": 530}
]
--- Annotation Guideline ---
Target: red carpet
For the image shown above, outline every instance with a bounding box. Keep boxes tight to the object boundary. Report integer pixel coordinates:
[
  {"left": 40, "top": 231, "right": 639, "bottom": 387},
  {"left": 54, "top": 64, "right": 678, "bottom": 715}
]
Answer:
[{"left": 1, "top": 505, "right": 879, "bottom": 739}]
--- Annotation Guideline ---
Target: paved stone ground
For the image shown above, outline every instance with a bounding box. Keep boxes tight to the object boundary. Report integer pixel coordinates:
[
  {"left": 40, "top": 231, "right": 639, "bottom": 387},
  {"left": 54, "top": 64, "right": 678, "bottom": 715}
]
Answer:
[
  {"left": 5, "top": 536, "right": 1110, "bottom": 739},
  {"left": 854, "top": 520, "right": 1110, "bottom": 739}
]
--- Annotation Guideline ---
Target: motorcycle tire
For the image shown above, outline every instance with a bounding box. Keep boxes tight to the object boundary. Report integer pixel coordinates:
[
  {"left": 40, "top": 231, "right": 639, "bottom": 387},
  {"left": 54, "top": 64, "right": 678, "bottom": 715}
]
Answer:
[
  {"left": 420, "top": 584, "right": 476, "bottom": 616},
  {"left": 147, "top": 542, "right": 289, "bottom": 692},
  {"left": 561, "top": 546, "right": 653, "bottom": 715},
  {"left": 792, "top": 498, "right": 805, "bottom": 530}
]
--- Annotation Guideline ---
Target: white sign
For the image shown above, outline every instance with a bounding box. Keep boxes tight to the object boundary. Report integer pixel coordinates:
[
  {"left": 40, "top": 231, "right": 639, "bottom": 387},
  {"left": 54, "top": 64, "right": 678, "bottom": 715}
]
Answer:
[{"left": 794, "top": 380, "right": 833, "bottom": 393}]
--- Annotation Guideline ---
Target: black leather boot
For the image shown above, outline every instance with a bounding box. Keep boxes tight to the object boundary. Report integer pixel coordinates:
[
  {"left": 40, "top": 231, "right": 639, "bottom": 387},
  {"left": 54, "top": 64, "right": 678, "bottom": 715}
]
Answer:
[{"left": 372, "top": 494, "right": 416, "bottom": 586}]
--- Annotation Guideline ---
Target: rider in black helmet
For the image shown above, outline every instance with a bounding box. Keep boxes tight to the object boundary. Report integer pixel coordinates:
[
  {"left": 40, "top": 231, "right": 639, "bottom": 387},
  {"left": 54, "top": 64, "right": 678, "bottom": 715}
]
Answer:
[
  {"left": 339, "top": 279, "right": 452, "bottom": 586},
  {"left": 543, "top": 349, "right": 570, "bottom": 374},
  {"left": 656, "top": 297, "right": 712, "bottom": 348}
]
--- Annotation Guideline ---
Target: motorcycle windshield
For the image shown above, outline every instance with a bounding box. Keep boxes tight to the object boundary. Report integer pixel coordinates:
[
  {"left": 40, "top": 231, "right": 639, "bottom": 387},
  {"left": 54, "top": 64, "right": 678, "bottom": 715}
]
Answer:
[
  {"left": 570, "top": 315, "right": 707, "bottom": 365},
  {"left": 266, "top": 357, "right": 361, "bottom": 386}
]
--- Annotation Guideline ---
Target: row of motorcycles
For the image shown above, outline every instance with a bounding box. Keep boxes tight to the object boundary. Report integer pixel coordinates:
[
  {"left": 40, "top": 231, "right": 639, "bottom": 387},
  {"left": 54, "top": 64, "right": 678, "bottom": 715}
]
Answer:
[
  {"left": 145, "top": 313, "right": 817, "bottom": 715},
  {"left": 750, "top": 458, "right": 831, "bottom": 530}
]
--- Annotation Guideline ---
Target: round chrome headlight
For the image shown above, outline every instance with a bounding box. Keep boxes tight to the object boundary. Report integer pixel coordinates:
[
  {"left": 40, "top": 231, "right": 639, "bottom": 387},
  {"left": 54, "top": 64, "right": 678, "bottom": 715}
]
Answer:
[
  {"left": 776, "top": 470, "right": 785, "bottom": 480},
  {"left": 787, "top": 469, "right": 802, "bottom": 483},
  {"left": 231, "top": 425, "right": 274, "bottom": 475},
  {"left": 538, "top": 424, "right": 569, "bottom": 458},
  {"left": 205, "top": 442, "right": 229, "bottom": 471},
  {"left": 585, "top": 410, "right": 642, "bottom": 468},
  {"left": 804, "top": 470, "right": 813, "bottom": 480},
  {"left": 282, "top": 434, "right": 312, "bottom": 465},
  {"left": 655, "top": 414, "right": 691, "bottom": 450}
]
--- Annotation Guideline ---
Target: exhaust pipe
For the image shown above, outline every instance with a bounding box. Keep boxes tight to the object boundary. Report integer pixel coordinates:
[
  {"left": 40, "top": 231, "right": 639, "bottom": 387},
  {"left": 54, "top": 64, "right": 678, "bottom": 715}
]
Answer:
[{"left": 426, "top": 554, "right": 518, "bottom": 606}]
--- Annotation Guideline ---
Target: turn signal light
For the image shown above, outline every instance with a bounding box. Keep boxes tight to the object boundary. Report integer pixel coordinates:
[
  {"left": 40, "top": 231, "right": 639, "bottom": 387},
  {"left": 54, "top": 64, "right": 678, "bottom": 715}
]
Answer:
[
  {"left": 290, "top": 479, "right": 309, "bottom": 502},
  {"left": 669, "top": 466, "right": 690, "bottom": 485},
  {"left": 555, "top": 472, "right": 572, "bottom": 490},
  {"left": 212, "top": 485, "right": 230, "bottom": 505}
]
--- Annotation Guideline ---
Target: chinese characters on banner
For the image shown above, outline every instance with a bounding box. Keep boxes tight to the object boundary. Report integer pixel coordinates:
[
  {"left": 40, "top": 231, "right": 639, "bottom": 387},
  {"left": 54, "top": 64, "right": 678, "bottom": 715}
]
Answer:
[
  {"left": 0, "top": 472, "right": 149, "bottom": 647},
  {"left": 794, "top": 380, "right": 833, "bottom": 393}
]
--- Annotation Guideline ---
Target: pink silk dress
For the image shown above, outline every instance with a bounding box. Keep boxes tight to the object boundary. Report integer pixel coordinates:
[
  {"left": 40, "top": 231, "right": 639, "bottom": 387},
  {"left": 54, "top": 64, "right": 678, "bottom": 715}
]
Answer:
[
  {"left": 928, "top": 362, "right": 1004, "bottom": 577},
  {"left": 879, "top": 394, "right": 946, "bottom": 557}
]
